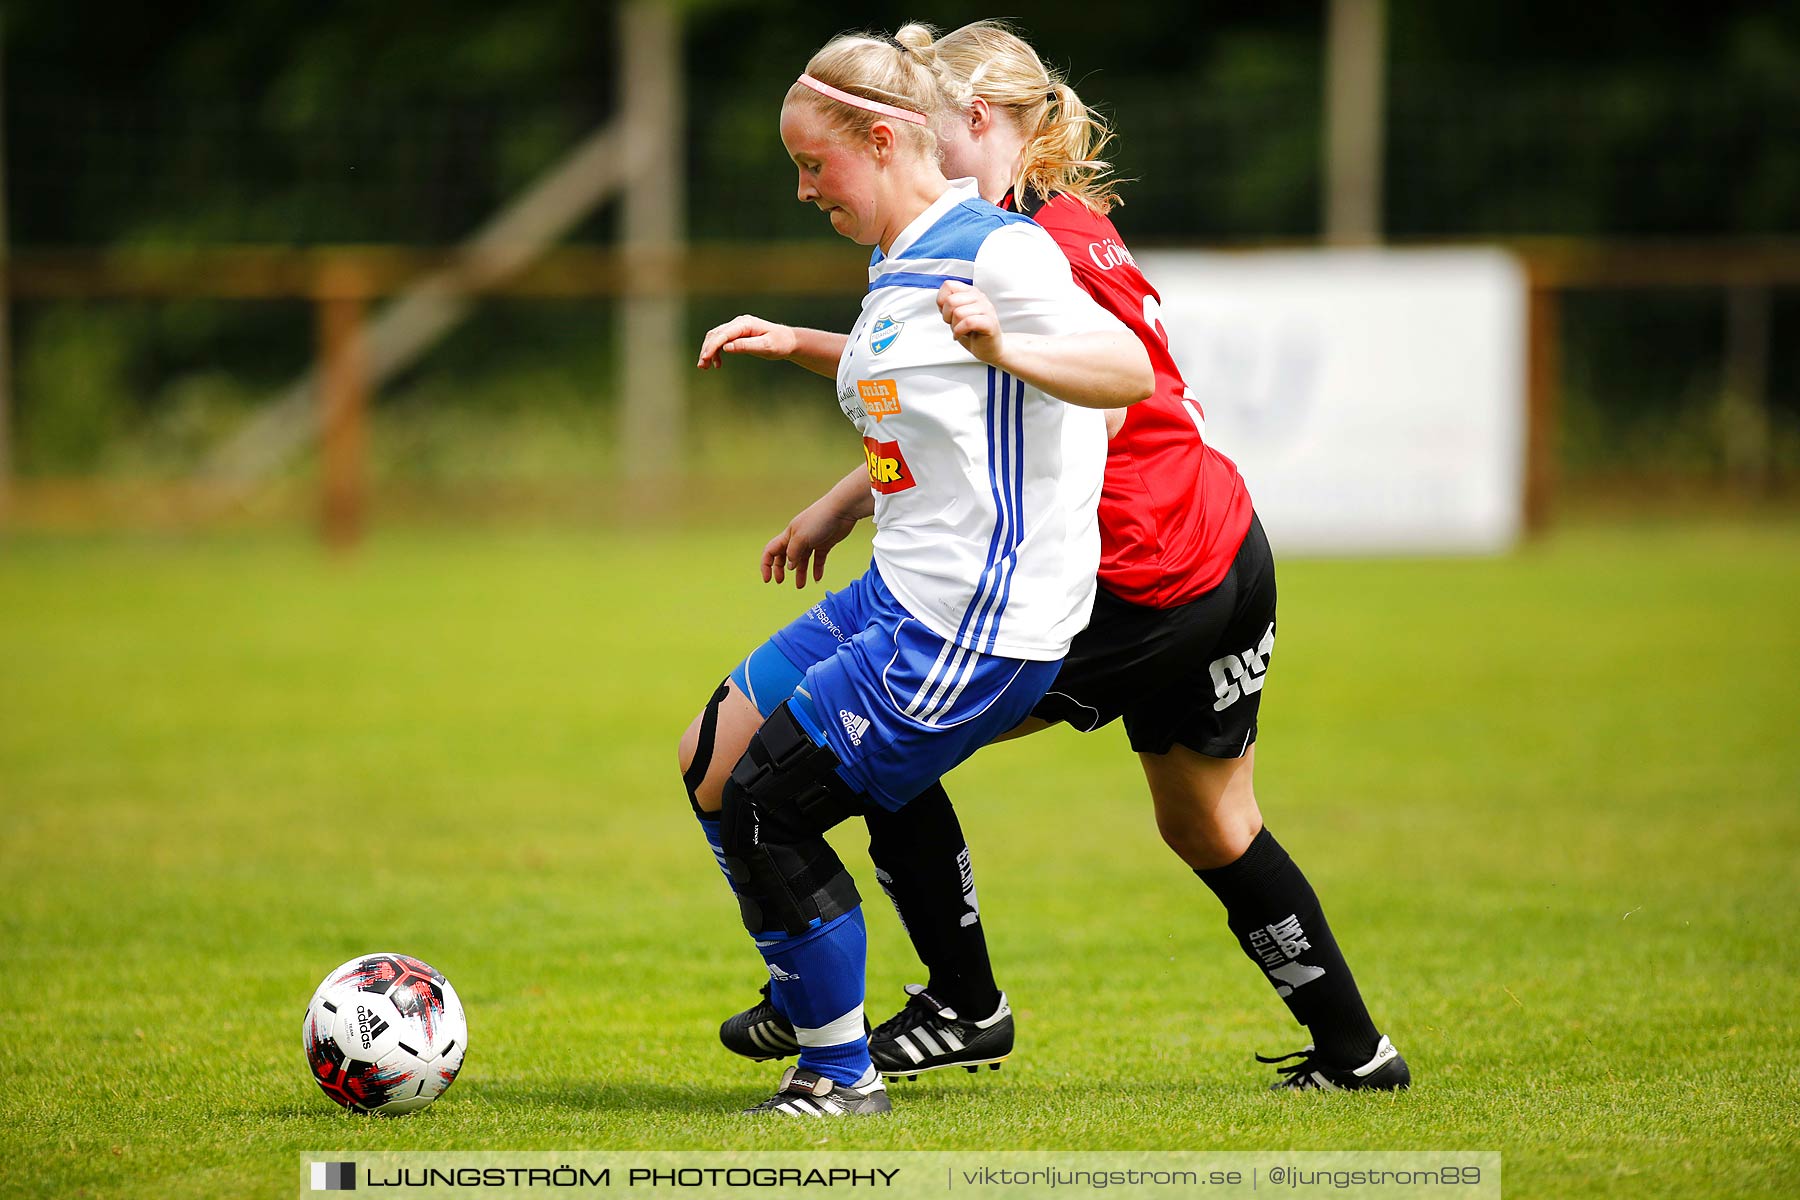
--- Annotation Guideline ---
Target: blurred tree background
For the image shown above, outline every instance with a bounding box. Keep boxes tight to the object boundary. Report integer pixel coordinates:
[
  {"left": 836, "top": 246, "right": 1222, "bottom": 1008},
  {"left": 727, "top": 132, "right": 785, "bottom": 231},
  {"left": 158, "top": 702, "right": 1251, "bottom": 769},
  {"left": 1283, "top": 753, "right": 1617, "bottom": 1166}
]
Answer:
[{"left": 4, "top": 0, "right": 1797, "bottom": 500}]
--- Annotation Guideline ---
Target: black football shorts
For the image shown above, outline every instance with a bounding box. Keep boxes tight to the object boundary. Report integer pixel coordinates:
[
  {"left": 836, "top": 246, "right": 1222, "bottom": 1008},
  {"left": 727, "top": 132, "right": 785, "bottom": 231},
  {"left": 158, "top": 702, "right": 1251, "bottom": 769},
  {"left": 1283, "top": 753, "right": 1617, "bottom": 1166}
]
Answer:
[{"left": 1031, "top": 512, "right": 1276, "bottom": 758}]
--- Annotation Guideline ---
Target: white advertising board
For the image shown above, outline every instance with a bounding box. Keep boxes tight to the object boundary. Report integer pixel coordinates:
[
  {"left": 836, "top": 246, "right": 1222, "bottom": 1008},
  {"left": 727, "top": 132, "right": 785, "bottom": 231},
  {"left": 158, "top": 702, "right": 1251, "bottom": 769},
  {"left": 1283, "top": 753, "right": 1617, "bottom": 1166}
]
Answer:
[{"left": 1133, "top": 248, "right": 1528, "bottom": 555}]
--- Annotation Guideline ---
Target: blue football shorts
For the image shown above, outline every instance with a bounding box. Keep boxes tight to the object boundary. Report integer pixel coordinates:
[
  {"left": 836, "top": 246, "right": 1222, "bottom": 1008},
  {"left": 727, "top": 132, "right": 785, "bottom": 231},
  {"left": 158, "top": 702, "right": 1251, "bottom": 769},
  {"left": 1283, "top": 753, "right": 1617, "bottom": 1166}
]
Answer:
[{"left": 730, "top": 562, "right": 1061, "bottom": 812}]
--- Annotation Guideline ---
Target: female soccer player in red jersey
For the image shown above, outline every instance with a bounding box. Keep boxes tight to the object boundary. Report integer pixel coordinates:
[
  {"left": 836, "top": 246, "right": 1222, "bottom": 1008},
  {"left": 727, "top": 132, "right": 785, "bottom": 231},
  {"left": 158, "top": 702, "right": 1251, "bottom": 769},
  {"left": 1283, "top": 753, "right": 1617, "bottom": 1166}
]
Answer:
[{"left": 694, "top": 21, "right": 1408, "bottom": 1094}]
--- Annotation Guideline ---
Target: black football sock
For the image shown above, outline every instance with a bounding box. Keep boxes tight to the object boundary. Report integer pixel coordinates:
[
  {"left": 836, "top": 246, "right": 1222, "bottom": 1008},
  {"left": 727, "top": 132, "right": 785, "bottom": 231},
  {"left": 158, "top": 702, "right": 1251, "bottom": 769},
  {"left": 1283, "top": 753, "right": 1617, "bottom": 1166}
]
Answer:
[
  {"left": 863, "top": 783, "right": 1003, "bottom": 1019},
  {"left": 1196, "top": 826, "right": 1382, "bottom": 1067}
]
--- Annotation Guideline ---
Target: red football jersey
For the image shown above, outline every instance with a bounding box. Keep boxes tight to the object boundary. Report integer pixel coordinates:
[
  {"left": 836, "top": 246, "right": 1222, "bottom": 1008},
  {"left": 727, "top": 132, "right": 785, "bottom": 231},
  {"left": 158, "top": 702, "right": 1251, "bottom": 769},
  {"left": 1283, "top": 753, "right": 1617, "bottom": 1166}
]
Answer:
[{"left": 1005, "top": 190, "right": 1255, "bottom": 607}]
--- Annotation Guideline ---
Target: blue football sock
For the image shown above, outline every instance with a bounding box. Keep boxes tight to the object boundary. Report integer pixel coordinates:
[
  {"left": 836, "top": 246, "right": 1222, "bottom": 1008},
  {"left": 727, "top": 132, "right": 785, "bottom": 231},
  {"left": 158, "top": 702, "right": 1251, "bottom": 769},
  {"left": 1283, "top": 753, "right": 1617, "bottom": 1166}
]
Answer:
[
  {"left": 694, "top": 810, "right": 734, "bottom": 891},
  {"left": 756, "top": 908, "right": 870, "bottom": 1086}
]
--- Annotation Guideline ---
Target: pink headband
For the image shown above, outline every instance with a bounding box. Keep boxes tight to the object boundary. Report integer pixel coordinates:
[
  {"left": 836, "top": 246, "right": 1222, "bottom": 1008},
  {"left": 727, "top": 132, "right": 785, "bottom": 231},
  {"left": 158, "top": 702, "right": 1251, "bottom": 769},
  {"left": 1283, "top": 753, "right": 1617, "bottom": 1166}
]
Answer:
[{"left": 795, "top": 73, "right": 928, "bottom": 126}]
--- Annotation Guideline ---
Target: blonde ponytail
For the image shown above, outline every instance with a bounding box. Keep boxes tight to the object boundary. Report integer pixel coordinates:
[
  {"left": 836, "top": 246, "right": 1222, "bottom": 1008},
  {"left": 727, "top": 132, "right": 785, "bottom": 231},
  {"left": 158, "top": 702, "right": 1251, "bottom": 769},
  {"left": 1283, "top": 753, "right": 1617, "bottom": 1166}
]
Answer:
[{"left": 932, "top": 20, "right": 1122, "bottom": 214}]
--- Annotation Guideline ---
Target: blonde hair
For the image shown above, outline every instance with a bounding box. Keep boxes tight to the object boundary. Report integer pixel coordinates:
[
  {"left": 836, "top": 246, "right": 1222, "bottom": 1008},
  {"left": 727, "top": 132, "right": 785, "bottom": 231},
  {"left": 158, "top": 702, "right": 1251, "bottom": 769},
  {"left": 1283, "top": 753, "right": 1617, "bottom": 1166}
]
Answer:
[
  {"left": 932, "top": 20, "right": 1121, "bottom": 213},
  {"left": 785, "top": 24, "right": 951, "bottom": 162}
]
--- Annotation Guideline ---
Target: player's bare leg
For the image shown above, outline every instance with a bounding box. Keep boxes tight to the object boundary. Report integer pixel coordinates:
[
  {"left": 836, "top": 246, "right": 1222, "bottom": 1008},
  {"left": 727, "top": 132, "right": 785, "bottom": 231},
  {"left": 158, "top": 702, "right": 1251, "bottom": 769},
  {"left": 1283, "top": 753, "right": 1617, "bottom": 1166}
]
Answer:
[
  {"left": 1140, "top": 742, "right": 1263, "bottom": 870},
  {"left": 677, "top": 680, "right": 764, "bottom": 814}
]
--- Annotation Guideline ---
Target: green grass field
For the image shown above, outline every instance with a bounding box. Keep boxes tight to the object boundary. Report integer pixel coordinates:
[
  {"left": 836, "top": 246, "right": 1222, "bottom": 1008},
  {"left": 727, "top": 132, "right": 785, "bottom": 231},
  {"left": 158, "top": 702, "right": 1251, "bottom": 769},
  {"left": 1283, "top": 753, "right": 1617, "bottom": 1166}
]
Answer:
[{"left": 3, "top": 514, "right": 1798, "bottom": 1198}]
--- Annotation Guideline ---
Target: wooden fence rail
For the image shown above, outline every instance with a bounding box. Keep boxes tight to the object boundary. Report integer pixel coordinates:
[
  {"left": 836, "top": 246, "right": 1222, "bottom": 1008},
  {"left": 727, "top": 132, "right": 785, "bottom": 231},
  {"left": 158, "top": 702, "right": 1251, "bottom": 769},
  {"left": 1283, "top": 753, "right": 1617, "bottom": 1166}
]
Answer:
[{"left": 3, "top": 238, "right": 1794, "bottom": 544}]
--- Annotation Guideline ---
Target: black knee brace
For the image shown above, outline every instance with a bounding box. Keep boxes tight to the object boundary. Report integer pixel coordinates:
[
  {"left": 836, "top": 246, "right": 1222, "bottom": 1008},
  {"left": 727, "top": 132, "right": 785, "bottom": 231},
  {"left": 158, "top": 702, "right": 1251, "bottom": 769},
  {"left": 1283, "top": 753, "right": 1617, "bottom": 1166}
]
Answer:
[
  {"left": 682, "top": 679, "right": 732, "bottom": 815},
  {"left": 719, "top": 702, "right": 866, "bottom": 937}
]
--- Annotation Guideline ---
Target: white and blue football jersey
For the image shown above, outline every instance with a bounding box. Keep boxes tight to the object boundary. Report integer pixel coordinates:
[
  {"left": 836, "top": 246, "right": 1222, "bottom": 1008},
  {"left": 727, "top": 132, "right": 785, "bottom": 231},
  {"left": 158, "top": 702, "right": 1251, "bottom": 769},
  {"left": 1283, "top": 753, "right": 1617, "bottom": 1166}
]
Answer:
[{"left": 835, "top": 179, "right": 1122, "bottom": 661}]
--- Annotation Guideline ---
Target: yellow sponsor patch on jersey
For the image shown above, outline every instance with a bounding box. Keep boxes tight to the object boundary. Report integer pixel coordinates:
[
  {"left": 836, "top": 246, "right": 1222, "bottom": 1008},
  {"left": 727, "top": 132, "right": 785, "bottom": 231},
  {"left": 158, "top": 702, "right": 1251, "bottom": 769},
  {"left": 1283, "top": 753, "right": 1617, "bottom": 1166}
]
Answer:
[{"left": 856, "top": 379, "right": 903, "bottom": 422}]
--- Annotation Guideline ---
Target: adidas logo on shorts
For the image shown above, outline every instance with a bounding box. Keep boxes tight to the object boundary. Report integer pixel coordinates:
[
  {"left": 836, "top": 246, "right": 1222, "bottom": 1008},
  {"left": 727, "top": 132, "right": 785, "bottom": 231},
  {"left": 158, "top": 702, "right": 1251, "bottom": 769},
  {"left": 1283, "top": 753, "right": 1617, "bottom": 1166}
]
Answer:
[{"left": 839, "top": 709, "right": 871, "bottom": 746}]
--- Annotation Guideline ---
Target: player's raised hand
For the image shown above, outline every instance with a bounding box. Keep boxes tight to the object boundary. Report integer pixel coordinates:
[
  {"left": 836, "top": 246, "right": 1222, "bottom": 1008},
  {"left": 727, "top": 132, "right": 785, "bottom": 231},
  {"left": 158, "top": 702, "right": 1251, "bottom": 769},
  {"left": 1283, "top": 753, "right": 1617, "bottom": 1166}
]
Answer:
[
  {"left": 937, "top": 281, "right": 1004, "bottom": 364},
  {"left": 696, "top": 314, "right": 800, "bottom": 370},
  {"left": 761, "top": 497, "right": 861, "bottom": 589}
]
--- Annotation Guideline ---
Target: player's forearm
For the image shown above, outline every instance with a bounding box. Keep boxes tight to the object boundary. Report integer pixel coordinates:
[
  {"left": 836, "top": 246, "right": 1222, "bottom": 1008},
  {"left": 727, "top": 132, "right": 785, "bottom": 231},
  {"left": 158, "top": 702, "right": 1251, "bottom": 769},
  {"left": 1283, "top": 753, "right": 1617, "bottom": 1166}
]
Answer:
[
  {"left": 788, "top": 329, "right": 850, "bottom": 378},
  {"left": 991, "top": 330, "right": 1154, "bottom": 409},
  {"left": 826, "top": 465, "right": 875, "bottom": 520}
]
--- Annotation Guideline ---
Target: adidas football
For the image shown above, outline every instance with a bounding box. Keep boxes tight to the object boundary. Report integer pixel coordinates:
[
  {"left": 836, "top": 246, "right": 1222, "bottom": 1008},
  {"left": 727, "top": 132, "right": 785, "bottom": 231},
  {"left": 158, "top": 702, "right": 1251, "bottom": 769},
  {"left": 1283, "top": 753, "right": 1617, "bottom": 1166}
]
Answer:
[{"left": 302, "top": 953, "right": 467, "bottom": 1115}]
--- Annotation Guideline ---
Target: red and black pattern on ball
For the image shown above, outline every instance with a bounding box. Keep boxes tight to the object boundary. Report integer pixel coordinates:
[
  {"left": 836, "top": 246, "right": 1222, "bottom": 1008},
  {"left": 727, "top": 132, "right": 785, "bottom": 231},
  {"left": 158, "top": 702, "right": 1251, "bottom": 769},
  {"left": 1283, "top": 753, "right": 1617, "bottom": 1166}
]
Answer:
[
  {"left": 305, "top": 1013, "right": 342, "bottom": 1069},
  {"left": 317, "top": 1058, "right": 410, "bottom": 1111},
  {"left": 312, "top": 1059, "right": 360, "bottom": 1110},
  {"left": 383, "top": 956, "right": 449, "bottom": 1043},
  {"left": 435, "top": 1040, "right": 464, "bottom": 1089},
  {"left": 305, "top": 1010, "right": 400, "bottom": 1112},
  {"left": 353, "top": 1060, "right": 418, "bottom": 1108},
  {"left": 306, "top": 1015, "right": 360, "bottom": 1109},
  {"left": 332, "top": 956, "right": 444, "bottom": 1041},
  {"left": 335, "top": 954, "right": 406, "bottom": 995}
]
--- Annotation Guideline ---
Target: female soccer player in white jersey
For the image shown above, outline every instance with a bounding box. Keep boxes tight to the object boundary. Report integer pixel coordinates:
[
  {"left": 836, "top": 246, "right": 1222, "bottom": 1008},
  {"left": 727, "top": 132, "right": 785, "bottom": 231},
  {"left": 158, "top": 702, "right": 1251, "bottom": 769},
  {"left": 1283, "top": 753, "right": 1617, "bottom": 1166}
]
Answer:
[
  {"left": 676, "top": 27, "right": 1153, "bottom": 1117},
  {"left": 696, "top": 21, "right": 1408, "bottom": 1096}
]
